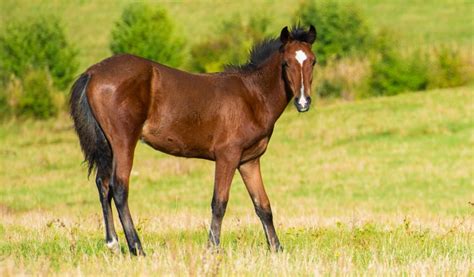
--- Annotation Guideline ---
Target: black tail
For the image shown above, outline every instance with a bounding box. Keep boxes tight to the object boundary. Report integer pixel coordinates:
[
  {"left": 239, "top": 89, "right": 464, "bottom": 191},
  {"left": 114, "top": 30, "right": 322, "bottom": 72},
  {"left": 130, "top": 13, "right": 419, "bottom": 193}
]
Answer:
[{"left": 70, "top": 74, "right": 113, "bottom": 177}]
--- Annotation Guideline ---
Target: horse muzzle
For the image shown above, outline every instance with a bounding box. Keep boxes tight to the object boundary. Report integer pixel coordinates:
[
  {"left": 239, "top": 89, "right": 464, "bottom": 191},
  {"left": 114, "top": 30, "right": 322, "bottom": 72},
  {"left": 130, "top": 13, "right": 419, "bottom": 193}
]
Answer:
[{"left": 294, "top": 96, "right": 311, "bottom": 112}]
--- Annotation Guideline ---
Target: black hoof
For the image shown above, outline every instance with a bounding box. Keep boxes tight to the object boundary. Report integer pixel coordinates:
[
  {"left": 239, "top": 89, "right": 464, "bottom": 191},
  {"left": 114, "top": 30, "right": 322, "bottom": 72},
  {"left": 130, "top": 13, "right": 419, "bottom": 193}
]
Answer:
[
  {"left": 270, "top": 243, "right": 283, "bottom": 253},
  {"left": 130, "top": 247, "right": 146, "bottom": 256}
]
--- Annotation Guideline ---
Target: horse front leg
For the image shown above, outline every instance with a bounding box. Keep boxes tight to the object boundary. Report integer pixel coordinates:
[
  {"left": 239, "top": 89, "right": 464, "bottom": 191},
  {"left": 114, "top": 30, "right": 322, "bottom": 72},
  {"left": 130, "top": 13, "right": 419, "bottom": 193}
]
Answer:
[
  {"left": 208, "top": 149, "right": 240, "bottom": 247},
  {"left": 239, "top": 158, "right": 282, "bottom": 252}
]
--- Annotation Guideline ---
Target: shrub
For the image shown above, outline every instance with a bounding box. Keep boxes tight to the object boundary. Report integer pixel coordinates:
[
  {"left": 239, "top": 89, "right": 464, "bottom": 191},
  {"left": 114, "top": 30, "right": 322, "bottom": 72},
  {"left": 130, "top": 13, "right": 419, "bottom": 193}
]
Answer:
[
  {"left": 0, "top": 86, "right": 8, "bottom": 118},
  {"left": 110, "top": 3, "right": 185, "bottom": 68},
  {"left": 428, "top": 46, "right": 468, "bottom": 89},
  {"left": 189, "top": 14, "right": 270, "bottom": 73},
  {"left": 296, "top": 0, "right": 373, "bottom": 65},
  {"left": 17, "top": 68, "right": 59, "bottom": 119},
  {"left": 0, "top": 16, "right": 78, "bottom": 90},
  {"left": 368, "top": 50, "right": 429, "bottom": 96},
  {"left": 314, "top": 58, "right": 369, "bottom": 99}
]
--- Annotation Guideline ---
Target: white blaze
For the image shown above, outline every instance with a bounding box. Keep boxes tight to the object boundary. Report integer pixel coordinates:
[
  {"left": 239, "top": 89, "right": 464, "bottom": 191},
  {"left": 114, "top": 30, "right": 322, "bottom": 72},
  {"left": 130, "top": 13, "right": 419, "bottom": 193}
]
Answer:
[
  {"left": 295, "top": 50, "right": 308, "bottom": 106},
  {"left": 295, "top": 50, "right": 307, "bottom": 65}
]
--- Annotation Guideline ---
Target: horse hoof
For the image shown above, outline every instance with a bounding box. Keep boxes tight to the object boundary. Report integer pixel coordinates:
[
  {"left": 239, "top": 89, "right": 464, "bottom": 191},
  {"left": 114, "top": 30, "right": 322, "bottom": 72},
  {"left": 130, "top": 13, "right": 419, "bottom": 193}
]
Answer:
[
  {"left": 271, "top": 244, "right": 283, "bottom": 253},
  {"left": 106, "top": 238, "right": 121, "bottom": 255},
  {"left": 130, "top": 248, "right": 146, "bottom": 257}
]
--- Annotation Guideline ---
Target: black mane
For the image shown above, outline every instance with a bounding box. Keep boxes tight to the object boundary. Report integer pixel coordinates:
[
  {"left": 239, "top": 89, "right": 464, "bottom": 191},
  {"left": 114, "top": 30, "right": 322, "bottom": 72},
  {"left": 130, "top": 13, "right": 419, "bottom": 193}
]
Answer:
[{"left": 225, "top": 26, "right": 312, "bottom": 72}]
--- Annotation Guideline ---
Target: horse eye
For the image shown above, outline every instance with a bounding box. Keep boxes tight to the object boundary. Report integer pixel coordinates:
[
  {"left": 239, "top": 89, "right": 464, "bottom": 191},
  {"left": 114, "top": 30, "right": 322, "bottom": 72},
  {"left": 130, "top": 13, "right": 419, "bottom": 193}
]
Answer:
[
  {"left": 282, "top": 61, "right": 288, "bottom": 67},
  {"left": 312, "top": 60, "right": 317, "bottom": 66}
]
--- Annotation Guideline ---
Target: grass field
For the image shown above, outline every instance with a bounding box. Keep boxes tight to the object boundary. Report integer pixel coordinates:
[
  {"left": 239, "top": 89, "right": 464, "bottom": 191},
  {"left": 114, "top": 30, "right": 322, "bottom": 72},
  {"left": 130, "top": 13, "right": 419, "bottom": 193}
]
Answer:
[
  {"left": 0, "top": 86, "right": 473, "bottom": 275},
  {"left": 1, "top": 0, "right": 472, "bottom": 70},
  {"left": 0, "top": 0, "right": 473, "bottom": 275}
]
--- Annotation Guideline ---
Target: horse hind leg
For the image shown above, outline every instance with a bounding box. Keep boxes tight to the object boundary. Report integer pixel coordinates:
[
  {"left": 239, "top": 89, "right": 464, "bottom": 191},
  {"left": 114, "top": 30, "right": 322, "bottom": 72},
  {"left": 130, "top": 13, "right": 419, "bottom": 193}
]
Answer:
[
  {"left": 110, "top": 143, "right": 145, "bottom": 256},
  {"left": 95, "top": 170, "right": 120, "bottom": 254}
]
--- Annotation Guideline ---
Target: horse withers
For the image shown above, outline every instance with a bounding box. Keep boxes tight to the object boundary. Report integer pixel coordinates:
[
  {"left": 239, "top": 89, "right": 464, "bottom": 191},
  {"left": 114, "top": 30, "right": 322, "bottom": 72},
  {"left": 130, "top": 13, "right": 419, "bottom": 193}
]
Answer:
[{"left": 70, "top": 25, "right": 317, "bottom": 255}]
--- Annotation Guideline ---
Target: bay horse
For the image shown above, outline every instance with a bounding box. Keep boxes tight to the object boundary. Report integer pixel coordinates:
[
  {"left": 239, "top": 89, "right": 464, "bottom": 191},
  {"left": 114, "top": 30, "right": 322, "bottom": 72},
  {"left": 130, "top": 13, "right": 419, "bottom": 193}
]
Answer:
[{"left": 70, "top": 25, "right": 317, "bottom": 256}]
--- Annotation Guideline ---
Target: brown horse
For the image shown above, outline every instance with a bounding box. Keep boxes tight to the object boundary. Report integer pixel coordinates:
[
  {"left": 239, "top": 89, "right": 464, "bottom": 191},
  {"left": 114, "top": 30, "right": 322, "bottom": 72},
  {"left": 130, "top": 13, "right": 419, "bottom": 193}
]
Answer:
[{"left": 70, "top": 25, "right": 317, "bottom": 256}]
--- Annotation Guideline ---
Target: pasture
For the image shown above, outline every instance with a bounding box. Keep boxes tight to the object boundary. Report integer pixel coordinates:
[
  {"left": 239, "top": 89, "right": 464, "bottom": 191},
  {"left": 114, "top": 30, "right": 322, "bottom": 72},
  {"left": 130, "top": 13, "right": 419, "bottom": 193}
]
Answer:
[
  {"left": 1, "top": 86, "right": 472, "bottom": 275},
  {"left": 0, "top": 0, "right": 473, "bottom": 275}
]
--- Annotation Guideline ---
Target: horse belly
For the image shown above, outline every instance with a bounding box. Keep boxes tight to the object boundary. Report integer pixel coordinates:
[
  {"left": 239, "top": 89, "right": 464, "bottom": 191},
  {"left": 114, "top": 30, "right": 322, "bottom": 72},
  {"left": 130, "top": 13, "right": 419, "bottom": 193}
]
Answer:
[{"left": 140, "top": 122, "right": 214, "bottom": 160}]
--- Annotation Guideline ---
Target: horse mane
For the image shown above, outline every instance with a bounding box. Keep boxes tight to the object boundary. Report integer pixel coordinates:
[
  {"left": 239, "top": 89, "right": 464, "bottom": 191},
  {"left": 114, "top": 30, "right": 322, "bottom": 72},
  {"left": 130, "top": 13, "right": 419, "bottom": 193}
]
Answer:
[{"left": 225, "top": 25, "right": 312, "bottom": 73}]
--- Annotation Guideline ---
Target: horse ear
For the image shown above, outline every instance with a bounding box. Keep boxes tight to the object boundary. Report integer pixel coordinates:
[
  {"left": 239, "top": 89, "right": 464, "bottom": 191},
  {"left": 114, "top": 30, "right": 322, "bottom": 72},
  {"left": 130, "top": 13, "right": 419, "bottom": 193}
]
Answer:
[
  {"left": 280, "top": 26, "right": 292, "bottom": 44},
  {"left": 306, "top": 25, "right": 317, "bottom": 44}
]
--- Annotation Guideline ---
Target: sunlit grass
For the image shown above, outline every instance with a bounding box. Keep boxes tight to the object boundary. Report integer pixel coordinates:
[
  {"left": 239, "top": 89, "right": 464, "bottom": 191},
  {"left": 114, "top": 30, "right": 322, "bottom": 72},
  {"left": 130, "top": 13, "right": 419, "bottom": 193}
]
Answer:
[{"left": 1, "top": 214, "right": 471, "bottom": 275}]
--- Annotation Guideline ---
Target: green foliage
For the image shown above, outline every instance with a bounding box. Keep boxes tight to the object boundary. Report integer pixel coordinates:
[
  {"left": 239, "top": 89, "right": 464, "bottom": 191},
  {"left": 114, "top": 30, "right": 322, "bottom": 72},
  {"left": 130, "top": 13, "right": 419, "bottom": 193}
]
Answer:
[
  {"left": 428, "top": 46, "right": 468, "bottom": 89},
  {"left": 0, "top": 16, "right": 78, "bottom": 90},
  {"left": 368, "top": 50, "right": 429, "bottom": 97},
  {"left": 296, "top": 0, "right": 372, "bottom": 64},
  {"left": 17, "top": 69, "right": 59, "bottom": 119},
  {"left": 110, "top": 3, "right": 185, "bottom": 68},
  {"left": 0, "top": 89, "right": 8, "bottom": 118},
  {"left": 189, "top": 14, "right": 271, "bottom": 72},
  {"left": 365, "top": 31, "right": 469, "bottom": 97}
]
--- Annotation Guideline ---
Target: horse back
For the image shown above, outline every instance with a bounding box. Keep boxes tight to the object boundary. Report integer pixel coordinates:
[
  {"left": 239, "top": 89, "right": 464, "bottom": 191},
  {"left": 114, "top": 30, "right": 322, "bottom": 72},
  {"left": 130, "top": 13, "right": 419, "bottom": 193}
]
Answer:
[{"left": 84, "top": 54, "right": 268, "bottom": 161}]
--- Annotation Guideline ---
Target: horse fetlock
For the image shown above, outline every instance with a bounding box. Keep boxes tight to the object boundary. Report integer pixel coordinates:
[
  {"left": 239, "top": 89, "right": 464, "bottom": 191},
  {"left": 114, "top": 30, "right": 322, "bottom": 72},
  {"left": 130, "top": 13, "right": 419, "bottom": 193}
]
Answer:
[
  {"left": 208, "top": 230, "right": 221, "bottom": 246},
  {"left": 106, "top": 237, "right": 120, "bottom": 254},
  {"left": 272, "top": 241, "right": 283, "bottom": 253},
  {"left": 130, "top": 243, "right": 146, "bottom": 256}
]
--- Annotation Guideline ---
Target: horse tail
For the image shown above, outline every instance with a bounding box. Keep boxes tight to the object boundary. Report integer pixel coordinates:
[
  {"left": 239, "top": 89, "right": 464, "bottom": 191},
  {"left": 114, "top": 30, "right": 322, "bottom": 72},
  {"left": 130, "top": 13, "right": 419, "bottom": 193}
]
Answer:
[{"left": 69, "top": 73, "right": 113, "bottom": 178}]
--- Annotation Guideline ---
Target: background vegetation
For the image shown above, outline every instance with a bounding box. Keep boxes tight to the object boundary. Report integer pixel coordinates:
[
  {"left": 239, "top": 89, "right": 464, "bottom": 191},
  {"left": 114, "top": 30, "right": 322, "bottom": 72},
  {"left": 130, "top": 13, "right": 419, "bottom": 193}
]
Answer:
[
  {"left": 0, "top": 0, "right": 472, "bottom": 275},
  {"left": 110, "top": 3, "right": 185, "bottom": 68},
  {"left": 0, "top": 0, "right": 472, "bottom": 119}
]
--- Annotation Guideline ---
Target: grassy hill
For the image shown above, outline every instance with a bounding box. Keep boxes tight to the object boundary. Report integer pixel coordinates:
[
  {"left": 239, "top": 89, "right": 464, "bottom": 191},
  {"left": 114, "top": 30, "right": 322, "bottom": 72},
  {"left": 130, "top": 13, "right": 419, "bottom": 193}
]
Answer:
[
  {"left": 1, "top": 0, "right": 472, "bottom": 71},
  {"left": 0, "top": 86, "right": 472, "bottom": 275}
]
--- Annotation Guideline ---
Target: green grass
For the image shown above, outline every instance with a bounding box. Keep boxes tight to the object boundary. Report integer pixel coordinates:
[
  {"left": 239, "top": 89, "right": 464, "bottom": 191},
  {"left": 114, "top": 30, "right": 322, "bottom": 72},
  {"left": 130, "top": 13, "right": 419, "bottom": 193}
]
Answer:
[
  {"left": 0, "top": 86, "right": 473, "bottom": 275},
  {"left": 1, "top": 0, "right": 472, "bottom": 71}
]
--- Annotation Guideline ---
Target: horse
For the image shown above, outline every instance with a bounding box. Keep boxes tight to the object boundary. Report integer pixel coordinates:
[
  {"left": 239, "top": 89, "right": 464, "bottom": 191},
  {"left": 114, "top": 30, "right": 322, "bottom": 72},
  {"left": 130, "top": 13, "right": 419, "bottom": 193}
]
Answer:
[{"left": 70, "top": 25, "right": 317, "bottom": 256}]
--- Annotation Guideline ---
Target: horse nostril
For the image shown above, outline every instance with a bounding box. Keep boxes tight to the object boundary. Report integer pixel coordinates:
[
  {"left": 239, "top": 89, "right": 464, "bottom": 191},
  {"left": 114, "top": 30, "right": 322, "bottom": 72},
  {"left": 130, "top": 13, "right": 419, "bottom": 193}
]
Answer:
[{"left": 306, "top": 97, "right": 312, "bottom": 104}]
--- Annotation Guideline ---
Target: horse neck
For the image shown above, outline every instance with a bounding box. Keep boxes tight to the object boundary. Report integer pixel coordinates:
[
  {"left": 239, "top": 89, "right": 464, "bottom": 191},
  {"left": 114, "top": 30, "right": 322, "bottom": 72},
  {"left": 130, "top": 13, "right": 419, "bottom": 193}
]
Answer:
[{"left": 244, "top": 52, "right": 290, "bottom": 127}]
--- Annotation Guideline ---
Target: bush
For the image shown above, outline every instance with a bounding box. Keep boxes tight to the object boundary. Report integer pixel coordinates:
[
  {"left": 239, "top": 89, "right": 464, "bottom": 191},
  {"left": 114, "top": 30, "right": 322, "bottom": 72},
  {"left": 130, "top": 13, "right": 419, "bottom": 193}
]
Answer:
[
  {"left": 368, "top": 50, "right": 430, "bottom": 96},
  {"left": 189, "top": 14, "right": 270, "bottom": 72},
  {"left": 16, "top": 68, "right": 59, "bottom": 119},
  {"left": 428, "top": 46, "right": 468, "bottom": 89},
  {"left": 0, "top": 86, "right": 8, "bottom": 118},
  {"left": 314, "top": 58, "right": 369, "bottom": 99},
  {"left": 110, "top": 3, "right": 185, "bottom": 68},
  {"left": 296, "top": 0, "right": 373, "bottom": 65},
  {"left": 365, "top": 31, "right": 470, "bottom": 97},
  {"left": 0, "top": 16, "right": 78, "bottom": 90}
]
